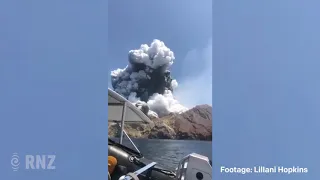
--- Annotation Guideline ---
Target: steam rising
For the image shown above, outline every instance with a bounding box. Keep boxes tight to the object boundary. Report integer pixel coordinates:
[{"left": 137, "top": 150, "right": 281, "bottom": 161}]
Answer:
[{"left": 111, "top": 39, "right": 188, "bottom": 118}]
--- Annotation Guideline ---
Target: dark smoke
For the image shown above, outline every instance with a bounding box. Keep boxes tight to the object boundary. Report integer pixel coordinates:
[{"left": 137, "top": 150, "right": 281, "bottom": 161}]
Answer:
[{"left": 111, "top": 39, "right": 186, "bottom": 118}]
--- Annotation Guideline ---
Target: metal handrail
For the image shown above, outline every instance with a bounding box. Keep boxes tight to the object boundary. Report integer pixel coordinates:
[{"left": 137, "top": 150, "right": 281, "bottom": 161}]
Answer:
[
  {"left": 118, "top": 122, "right": 141, "bottom": 154},
  {"left": 115, "top": 101, "right": 141, "bottom": 154},
  {"left": 122, "top": 129, "right": 141, "bottom": 153}
]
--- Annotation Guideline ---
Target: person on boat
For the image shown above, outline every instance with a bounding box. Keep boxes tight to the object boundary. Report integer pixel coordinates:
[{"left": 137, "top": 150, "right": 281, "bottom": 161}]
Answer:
[{"left": 108, "top": 156, "right": 117, "bottom": 180}]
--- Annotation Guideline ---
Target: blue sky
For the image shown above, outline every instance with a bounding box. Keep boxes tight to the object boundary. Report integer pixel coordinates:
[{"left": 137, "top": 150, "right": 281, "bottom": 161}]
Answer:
[
  {"left": 213, "top": 0, "right": 320, "bottom": 179},
  {"left": 108, "top": 0, "right": 212, "bottom": 107}
]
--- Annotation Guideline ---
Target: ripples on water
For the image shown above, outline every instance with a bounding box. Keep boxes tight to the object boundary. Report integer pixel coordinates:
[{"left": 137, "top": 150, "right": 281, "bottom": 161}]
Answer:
[{"left": 110, "top": 138, "right": 212, "bottom": 170}]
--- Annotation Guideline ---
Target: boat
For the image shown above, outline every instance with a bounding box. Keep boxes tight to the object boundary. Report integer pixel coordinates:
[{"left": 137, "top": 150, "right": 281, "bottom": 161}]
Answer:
[{"left": 108, "top": 88, "right": 212, "bottom": 180}]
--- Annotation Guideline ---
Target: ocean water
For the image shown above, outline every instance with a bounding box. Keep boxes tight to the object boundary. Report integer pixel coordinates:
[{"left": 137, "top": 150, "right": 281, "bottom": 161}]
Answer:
[{"left": 110, "top": 138, "right": 212, "bottom": 170}]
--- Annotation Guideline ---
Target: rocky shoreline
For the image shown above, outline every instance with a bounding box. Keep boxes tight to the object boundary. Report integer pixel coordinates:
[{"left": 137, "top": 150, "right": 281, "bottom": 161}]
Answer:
[{"left": 108, "top": 104, "right": 212, "bottom": 141}]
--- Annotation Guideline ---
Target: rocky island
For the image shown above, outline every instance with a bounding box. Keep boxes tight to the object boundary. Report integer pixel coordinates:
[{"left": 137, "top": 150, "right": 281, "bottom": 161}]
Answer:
[{"left": 108, "top": 104, "right": 212, "bottom": 141}]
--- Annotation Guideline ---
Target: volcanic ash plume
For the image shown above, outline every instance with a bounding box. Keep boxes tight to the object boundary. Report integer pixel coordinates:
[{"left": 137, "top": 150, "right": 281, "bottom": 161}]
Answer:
[{"left": 111, "top": 39, "right": 188, "bottom": 118}]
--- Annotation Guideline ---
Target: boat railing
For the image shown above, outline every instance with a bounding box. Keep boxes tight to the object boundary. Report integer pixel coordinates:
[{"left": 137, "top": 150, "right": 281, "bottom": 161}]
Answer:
[
  {"left": 118, "top": 123, "right": 141, "bottom": 153},
  {"left": 108, "top": 89, "right": 152, "bottom": 155}
]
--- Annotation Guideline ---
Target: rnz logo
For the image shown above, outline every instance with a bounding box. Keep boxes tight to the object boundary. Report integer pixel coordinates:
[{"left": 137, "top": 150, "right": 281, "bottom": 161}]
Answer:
[
  {"left": 11, "top": 153, "right": 56, "bottom": 171},
  {"left": 26, "top": 155, "right": 56, "bottom": 170}
]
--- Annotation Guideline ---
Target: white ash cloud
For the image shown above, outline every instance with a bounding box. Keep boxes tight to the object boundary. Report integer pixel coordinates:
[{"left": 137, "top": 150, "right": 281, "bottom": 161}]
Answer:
[{"left": 111, "top": 39, "right": 188, "bottom": 118}]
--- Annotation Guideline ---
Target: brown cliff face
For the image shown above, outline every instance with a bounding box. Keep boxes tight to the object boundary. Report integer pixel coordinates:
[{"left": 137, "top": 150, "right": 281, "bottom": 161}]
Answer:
[
  {"left": 108, "top": 104, "right": 212, "bottom": 141},
  {"left": 173, "top": 104, "right": 212, "bottom": 140}
]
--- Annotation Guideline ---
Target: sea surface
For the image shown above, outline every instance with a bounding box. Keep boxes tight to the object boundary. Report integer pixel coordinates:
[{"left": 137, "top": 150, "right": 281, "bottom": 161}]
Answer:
[{"left": 110, "top": 138, "right": 212, "bottom": 170}]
